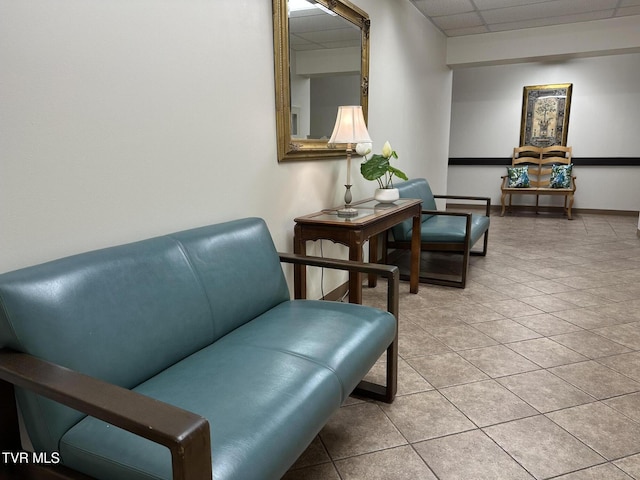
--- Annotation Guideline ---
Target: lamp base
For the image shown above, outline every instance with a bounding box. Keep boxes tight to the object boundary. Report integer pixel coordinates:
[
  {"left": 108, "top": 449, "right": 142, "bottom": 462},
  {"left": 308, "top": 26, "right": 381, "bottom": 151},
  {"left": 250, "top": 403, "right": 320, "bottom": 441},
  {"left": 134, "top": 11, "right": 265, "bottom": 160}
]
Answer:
[
  {"left": 337, "top": 184, "right": 358, "bottom": 217},
  {"left": 337, "top": 207, "right": 358, "bottom": 218}
]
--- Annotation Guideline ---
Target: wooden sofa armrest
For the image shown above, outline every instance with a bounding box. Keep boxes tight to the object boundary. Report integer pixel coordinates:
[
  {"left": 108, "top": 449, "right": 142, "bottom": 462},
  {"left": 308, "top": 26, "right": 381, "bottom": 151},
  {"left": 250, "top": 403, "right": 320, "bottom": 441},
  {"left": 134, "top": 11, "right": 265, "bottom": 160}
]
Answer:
[
  {"left": 433, "top": 194, "right": 492, "bottom": 217},
  {"left": 279, "top": 253, "right": 399, "bottom": 318},
  {"left": 421, "top": 209, "right": 472, "bottom": 218},
  {"left": 0, "top": 350, "right": 211, "bottom": 480},
  {"left": 279, "top": 253, "right": 399, "bottom": 402}
]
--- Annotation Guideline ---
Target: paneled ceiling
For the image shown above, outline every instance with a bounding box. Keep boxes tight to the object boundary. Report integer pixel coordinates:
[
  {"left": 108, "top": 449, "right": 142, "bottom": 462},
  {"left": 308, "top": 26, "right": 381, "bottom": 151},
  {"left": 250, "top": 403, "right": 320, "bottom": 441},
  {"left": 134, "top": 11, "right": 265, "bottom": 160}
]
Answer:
[
  {"left": 409, "top": 0, "right": 640, "bottom": 36},
  {"left": 289, "top": 6, "right": 361, "bottom": 51}
]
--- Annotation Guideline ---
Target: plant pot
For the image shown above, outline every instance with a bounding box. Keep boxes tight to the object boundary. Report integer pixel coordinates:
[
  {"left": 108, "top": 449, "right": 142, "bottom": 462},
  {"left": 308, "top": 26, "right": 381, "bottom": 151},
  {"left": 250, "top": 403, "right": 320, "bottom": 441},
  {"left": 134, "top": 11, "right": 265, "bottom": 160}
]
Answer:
[{"left": 374, "top": 188, "right": 399, "bottom": 203}]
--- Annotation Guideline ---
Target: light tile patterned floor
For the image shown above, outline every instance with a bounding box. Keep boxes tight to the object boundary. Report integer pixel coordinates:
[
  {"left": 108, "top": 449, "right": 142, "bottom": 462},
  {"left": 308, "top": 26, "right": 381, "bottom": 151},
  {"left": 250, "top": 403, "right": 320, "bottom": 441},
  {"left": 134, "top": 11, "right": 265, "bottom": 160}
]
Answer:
[{"left": 284, "top": 212, "right": 640, "bottom": 480}]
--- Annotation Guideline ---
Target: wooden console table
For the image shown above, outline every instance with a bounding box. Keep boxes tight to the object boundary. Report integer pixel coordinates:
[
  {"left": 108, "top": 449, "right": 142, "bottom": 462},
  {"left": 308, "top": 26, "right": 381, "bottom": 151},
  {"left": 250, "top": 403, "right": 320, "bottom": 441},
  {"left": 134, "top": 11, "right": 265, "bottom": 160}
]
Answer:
[{"left": 293, "top": 198, "right": 422, "bottom": 303}]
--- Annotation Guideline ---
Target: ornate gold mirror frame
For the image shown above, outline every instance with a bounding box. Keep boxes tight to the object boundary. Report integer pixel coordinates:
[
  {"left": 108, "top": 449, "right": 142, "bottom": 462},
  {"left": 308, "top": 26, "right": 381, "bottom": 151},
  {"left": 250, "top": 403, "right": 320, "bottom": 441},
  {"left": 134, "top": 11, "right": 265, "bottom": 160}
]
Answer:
[{"left": 272, "top": 0, "right": 370, "bottom": 162}]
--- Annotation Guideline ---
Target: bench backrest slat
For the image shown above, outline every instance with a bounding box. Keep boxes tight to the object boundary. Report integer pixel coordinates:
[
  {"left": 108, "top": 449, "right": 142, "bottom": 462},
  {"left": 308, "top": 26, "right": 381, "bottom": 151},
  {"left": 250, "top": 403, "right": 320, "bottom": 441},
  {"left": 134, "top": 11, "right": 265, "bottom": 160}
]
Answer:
[{"left": 511, "top": 146, "right": 572, "bottom": 188}]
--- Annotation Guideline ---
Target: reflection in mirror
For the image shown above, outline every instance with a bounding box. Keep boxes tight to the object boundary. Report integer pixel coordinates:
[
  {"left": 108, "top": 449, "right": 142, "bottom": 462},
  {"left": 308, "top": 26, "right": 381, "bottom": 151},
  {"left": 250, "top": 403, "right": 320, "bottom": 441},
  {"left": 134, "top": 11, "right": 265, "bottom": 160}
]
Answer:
[
  {"left": 272, "top": 0, "right": 370, "bottom": 162},
  {"left": 289, "top": 3, "right": 361, "bottom": 139}
]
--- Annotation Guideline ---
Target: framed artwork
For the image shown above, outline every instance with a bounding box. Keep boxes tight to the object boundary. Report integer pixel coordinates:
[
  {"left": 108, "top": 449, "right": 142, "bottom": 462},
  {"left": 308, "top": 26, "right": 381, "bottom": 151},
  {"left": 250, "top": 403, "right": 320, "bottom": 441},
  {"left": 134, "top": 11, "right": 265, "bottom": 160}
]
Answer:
[{"left": 520, "top": 83, "right": 572, "bottom": 147}]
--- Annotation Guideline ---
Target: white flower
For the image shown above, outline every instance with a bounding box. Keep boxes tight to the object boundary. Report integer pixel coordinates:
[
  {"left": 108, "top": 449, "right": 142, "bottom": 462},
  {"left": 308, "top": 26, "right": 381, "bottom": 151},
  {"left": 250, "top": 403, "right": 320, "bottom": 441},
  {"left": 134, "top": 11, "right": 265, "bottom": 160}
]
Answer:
[
  {"left": 355, "top": 143, "right": 372, "bottom": 156},
  {"left": 381, "top": 141, "right": 393, "bottom": 159}
]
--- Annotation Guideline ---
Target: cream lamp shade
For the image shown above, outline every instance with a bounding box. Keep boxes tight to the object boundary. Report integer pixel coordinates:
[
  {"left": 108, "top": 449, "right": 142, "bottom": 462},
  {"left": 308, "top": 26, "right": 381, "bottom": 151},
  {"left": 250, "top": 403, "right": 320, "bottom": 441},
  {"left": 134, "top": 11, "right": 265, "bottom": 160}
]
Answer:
[
  {"left": 328, "top": 106, "right": 371, "bottom": 217},
  {"left": 328, "top": 106, "right": 372, "bottom": 145}
]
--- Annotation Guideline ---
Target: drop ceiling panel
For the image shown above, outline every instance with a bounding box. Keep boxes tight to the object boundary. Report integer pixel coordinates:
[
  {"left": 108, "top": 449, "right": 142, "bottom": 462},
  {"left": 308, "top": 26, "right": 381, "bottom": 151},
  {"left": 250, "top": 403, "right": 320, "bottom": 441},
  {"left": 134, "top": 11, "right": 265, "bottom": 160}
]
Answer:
[
  {"left": 410, "top": 0, "right": 640, "bottom": 36},
  {"left": 411, "top": 0, "right": 475, "bottom": 16},
  {"left": 488, "top": 10, "right": 615, "bottom": 32},
  {"left": 480, "top": 0, "right": 619, "bottom": 24},
  {"left": 289, "top": 13, "right": 355, "bottom": 34}
]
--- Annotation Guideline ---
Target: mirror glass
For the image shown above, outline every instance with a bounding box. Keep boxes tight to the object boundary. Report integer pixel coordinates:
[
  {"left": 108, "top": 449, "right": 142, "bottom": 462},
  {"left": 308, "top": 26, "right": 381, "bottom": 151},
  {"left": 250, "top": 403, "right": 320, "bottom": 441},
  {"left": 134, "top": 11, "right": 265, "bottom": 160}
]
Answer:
[{"left": 273, "top": 0, "right": 370, "bottom": 162}]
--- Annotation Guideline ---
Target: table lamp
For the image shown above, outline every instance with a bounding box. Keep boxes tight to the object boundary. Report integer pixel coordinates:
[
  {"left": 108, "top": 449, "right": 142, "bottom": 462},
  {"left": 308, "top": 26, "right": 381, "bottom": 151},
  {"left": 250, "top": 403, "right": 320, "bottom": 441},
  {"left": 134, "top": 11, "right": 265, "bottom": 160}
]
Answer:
[{"left": 328, "top": 105, "right": 372, "bottom": 217}]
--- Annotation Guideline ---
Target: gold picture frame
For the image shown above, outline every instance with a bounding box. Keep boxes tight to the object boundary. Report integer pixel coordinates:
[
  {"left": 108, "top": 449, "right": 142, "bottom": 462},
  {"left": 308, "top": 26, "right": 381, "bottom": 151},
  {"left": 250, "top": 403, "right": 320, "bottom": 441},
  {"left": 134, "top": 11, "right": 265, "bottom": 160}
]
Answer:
[
  {"left": 272, "top": 0, "right": 370, "bottom": 162},
  {"left": 520, "top": 83, "right": 572, "bottom": 147}
]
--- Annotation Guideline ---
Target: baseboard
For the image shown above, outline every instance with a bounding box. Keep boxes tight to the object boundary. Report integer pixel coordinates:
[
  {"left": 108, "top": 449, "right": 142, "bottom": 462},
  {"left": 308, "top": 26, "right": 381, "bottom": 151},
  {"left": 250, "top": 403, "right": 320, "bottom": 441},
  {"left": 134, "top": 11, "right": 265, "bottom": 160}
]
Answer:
[{"left": 446, "top": 203, "right": 640, "bottom": 217}]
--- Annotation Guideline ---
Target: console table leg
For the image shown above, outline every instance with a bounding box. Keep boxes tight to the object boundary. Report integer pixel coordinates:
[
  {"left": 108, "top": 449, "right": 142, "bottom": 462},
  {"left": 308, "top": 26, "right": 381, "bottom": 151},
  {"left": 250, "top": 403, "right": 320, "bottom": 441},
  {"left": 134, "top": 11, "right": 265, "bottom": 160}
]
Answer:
[
  {"left": 293, "top": 227, "right": 307, "bottom": 299},
  {"left": 367, "top": 234, "right": 379, "bottom": 288},
  {"left": 348, "top": 243, "right": 363, "bottom": 304}
]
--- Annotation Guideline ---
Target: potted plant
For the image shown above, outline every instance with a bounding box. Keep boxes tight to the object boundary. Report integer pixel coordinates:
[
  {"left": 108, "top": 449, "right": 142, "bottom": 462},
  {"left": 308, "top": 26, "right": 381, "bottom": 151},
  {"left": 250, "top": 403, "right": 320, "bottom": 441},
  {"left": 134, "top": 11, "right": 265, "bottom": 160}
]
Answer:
[{"left": 358, "top": 141, "right": 408, "bottom": 203}]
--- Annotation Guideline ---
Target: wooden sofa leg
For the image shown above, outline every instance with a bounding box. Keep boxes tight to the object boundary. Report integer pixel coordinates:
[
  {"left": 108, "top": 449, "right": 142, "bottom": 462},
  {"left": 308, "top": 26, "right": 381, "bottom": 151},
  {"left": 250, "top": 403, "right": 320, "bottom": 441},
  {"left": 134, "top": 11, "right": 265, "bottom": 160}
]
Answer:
[
  {"left": 460, "top": 245, "right": 470, "bottom": 289},
  {"left": 460, "top": 217, "right": 473, "bottom": 288},
  {"left": 0, "top": 380, "right": 20, "bottom": 452},
  {"left": 500, "top": 192, "right": 507, "bottom": 216},
  {"left": 385, "top": 337, "right": 398, "bottom": 402}
]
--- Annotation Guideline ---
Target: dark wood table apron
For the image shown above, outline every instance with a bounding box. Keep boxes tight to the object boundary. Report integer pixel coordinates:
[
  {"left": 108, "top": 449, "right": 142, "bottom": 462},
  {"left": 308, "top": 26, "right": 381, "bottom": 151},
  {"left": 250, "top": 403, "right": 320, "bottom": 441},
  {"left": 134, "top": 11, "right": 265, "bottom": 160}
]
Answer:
[{"left": 293, "top": 198, "right": 422, "bottom": 303}]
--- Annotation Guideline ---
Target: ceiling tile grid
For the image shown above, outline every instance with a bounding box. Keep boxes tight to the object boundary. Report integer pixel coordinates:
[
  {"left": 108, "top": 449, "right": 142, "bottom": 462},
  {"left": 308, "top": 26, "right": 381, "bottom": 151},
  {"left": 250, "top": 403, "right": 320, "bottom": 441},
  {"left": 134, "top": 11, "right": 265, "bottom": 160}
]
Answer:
[{"left": 410, "top": 0, "right": 640, "bottom": 36}]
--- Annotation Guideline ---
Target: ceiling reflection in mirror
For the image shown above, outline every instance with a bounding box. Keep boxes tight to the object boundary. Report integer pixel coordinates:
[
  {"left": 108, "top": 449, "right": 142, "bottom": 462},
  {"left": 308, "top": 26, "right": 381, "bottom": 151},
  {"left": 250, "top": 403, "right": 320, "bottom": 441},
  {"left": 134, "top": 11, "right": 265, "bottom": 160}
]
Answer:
[
  {"left": 289, "top": 3, "right": 361, "bottom": 140},
  {"left": 272, "top": 0, "right": 370, "bottom": 162}
]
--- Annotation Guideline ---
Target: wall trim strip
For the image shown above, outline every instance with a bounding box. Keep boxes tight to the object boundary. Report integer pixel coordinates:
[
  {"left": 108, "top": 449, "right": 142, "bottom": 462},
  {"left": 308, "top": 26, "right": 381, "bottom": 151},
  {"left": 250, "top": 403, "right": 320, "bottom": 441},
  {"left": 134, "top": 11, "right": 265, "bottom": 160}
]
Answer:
[{"left": 449, "top": 157, "right": 640, "bottom": 166}]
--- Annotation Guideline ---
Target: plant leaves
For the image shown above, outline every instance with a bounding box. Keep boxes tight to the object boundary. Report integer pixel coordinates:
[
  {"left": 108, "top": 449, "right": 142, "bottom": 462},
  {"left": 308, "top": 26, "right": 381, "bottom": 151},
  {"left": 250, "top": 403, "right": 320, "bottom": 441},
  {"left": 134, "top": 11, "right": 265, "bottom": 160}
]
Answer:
[
  {"left": 388, "top": 165, "right": 408, "bottom": 181},
  {"left": 360, "top": 154, "right": 389, "bottom": 181}
]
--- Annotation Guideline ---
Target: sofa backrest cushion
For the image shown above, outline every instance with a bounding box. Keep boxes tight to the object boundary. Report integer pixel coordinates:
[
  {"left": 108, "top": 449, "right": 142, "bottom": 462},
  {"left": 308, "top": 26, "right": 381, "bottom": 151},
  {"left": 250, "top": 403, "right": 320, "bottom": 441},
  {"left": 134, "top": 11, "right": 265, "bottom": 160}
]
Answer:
[
  {"left": 0, "top": 236, "right": 214, "bottom": 452},
  {"left": 391, "top": 178, "right": 437, "bottom": 241},
  {"left": 0, "top": 217, "right": 289, "bottom": 452},
  {"left": 169, "top": 218, "right": 290, "bottom": 341}
]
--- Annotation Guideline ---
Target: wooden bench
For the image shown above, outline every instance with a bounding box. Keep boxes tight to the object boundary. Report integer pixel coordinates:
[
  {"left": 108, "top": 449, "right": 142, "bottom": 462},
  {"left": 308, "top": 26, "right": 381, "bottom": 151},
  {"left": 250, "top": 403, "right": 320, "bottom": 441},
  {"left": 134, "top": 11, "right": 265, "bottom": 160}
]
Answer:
[{"left": 500, "top": 145, "right": 576, "bottom": 219}]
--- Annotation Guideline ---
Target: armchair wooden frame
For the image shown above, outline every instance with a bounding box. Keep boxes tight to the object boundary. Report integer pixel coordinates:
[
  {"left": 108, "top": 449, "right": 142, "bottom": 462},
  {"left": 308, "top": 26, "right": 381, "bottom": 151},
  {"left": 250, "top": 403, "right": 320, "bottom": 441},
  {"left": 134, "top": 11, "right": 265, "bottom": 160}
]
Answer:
[
  {"left": 385, "top": 195, "right": 491, "bottom": 289},
  {"left": 0, "top": 254, "right": 399, "bottom": 480}
]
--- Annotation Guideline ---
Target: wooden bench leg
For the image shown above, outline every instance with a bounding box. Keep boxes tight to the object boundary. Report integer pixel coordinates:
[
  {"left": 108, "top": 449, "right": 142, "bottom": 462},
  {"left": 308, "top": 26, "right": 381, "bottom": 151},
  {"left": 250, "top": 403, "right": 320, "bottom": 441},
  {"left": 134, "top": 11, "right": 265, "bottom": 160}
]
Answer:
[
  {"left": 500, "top": 192, "right": 507, "bottom": 216},
  {"left": 567, "top": 194, "right": 574, "bottom": 220}
]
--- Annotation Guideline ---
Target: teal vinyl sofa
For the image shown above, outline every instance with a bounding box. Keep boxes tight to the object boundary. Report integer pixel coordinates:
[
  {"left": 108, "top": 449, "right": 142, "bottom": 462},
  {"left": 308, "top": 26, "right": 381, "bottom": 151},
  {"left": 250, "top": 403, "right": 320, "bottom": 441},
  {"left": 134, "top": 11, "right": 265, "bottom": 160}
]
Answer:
[
  {"left": 0, "top": 218, "right": 399, "bottom": 480},
  {"left": 386, "top": 178, "right": 490, "bottom": 288}
]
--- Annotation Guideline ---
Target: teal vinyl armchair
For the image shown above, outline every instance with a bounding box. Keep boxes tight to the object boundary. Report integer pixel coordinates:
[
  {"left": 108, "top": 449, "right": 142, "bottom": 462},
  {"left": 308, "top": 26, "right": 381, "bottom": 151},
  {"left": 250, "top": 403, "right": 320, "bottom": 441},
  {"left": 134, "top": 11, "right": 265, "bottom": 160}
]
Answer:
[{"left": 385, "top": 178, "right": 491, "bottom": 288}]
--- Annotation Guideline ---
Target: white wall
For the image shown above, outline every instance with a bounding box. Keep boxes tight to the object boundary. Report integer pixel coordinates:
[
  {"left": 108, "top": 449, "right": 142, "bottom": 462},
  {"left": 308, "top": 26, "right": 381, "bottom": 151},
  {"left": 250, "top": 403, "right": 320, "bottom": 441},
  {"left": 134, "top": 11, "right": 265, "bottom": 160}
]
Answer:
[
  {"left": 448, "top": 53, "right": 640, "bottom": 211},
  {"left": 0, "top": 0, "right": 450, "bottom": 298},
  {"left": 363, "top": 0, "right": 452, "bottom": 197}
]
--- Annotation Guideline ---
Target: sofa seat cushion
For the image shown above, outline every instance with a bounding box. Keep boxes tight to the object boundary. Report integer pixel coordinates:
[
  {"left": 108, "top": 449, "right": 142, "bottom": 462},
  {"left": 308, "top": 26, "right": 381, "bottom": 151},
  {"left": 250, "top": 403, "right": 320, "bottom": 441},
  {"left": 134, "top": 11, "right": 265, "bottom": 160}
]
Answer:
[
  {"left": 416, "top": 214, "right": 490, "bottom": 245},
  {"left": 60, "top": 344, "right": 343, "bottom": 480},
  {"left": 219, "top": 299, "right": 396, "bottom": 401},
  {"left": 59, "top": 300, "right": 396, "bottom": 480}
]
